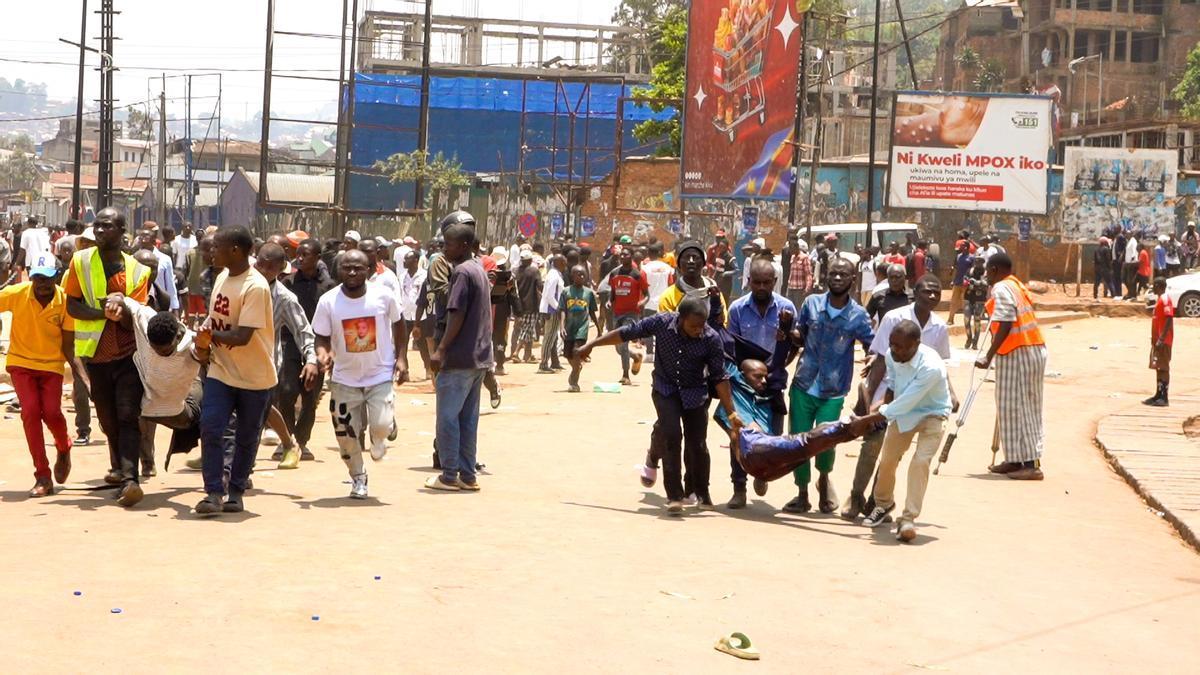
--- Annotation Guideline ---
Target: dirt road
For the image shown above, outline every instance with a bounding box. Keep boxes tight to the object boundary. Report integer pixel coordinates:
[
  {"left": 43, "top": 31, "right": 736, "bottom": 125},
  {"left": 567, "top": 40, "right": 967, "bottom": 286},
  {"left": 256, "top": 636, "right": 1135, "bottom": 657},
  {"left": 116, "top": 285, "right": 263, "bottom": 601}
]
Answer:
[{"left": 1, "top": 316, "right": 1198, "bottom": 672}]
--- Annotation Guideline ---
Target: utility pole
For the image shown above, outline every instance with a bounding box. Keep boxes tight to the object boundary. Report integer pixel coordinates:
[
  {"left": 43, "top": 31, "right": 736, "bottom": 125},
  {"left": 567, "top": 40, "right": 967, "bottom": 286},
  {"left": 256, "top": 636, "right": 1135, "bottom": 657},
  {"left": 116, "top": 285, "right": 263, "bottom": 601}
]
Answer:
[
  {"left": 157, "top": 80, "right": 167, "bottom": 225},
  {"left": 96, "top": 0, "right": 116, "bottom": 209},
  {"left": 786, "top": 12, "right": 809, "bottom": 234},
  {"left": 864, "top": 0, "right": 882, "bottom": 249},
  {"left": 71, "top": 0, "right": 88, "bottom": 221},
  {"left": 894, "top": 0, "right": 918, "bottom": 87},
  {"left": 185, "top": 74, "right": 194, "bottom": 226},
  {"left": 415, "top": 0, "right": 434, "bottom": 233}
]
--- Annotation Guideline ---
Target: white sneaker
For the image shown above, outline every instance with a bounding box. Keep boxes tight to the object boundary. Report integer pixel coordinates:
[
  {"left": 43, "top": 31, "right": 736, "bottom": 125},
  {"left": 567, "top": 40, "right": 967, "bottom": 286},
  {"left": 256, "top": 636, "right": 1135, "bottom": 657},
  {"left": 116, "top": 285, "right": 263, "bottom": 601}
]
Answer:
[
  {"left": 896, "top": 521, "right": 916, "bottom": 542},
  {"left": 261, "top": 429, "right": 280, "bottom": 446},
  {"left": 350, "top": 474, "right": 368, "bottom": 499},
  {"left": 683, "top": 493, "right": 698, "bottom": 507},
  {"left": 638, "top": 464, "right": 657, "bottom": 487},
  {"left": 369, "top": 443, "right": 388, "bottom": 462}
]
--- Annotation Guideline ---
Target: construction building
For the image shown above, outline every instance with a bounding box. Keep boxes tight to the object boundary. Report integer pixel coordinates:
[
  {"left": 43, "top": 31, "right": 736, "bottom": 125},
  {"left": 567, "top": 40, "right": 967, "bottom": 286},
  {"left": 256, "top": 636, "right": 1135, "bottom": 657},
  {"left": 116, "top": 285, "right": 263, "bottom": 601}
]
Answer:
[{"left": 935, "top": 0, "right": 1200, "bottom": 168}]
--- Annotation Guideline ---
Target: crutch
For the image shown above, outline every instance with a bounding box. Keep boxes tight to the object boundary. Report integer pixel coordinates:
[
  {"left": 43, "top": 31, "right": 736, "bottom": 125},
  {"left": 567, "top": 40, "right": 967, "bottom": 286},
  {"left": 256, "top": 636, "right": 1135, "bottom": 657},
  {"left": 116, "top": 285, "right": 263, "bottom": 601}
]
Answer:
[{"left": 933, "top": 318, "right": 994, "bottom": 475}]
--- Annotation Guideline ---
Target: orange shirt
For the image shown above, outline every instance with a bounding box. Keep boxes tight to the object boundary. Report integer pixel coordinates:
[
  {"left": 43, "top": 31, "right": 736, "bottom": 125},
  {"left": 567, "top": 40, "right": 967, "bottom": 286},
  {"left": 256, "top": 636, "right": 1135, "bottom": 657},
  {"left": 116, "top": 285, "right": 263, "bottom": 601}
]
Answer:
[{"left": 63, "top": 256, "right": 150, "bottom": 363}]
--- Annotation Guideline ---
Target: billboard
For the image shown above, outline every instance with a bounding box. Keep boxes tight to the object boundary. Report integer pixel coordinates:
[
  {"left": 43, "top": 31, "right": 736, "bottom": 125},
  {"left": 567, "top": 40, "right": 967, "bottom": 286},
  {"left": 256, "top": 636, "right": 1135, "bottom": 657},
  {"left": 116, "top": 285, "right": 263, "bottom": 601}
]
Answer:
[
  {"left": 680, "top": 0, "right": 802, "bottom": 200},
  {"left": 886, "top": 92, "right": 1053, "bottom": 214},
  {"left": 1060, "top": 147, "right": 1179, "bottom": 240}
]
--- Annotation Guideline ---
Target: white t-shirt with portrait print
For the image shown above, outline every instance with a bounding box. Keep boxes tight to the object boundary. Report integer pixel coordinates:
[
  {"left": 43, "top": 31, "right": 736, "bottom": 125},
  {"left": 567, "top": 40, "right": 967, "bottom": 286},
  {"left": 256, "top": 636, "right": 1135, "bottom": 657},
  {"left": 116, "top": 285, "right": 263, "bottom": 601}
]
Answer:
[{"left": 312, "top": 283, "right": 401, "bottom": 388}]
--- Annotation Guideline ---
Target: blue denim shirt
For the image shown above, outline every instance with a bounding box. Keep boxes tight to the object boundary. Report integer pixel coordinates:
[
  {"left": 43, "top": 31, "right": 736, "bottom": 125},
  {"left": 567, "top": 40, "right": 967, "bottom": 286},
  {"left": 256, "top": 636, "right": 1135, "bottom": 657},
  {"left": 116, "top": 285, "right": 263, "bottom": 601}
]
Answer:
[
  {"left": 790, "top": 292, "right": 874, "bottom": 399},
  {"left": 728, "top": 292, "right": 796, "bottom": 392}
]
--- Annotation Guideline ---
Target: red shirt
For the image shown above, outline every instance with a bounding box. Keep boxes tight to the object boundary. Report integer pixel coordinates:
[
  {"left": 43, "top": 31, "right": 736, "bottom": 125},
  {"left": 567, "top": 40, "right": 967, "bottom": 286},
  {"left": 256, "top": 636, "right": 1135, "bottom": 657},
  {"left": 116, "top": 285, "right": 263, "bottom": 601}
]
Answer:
[
  {"left": 606, "top": 266, "right": 647, "bottom": 316},
  {"left": 1137, "top": 249, "right": 1151, "bottom": 277},
  {"left": 884, "top": 253, "right": 905, "bottom": 265},
  {"left": 1153, "top": 295, "right": 1175, "bottom": 346}
]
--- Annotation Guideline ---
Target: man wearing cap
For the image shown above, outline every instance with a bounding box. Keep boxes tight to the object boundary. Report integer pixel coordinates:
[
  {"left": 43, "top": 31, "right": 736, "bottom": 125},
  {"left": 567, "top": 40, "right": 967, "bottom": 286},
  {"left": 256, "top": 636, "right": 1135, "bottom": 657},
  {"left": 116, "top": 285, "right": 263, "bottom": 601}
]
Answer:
[
  {"left": 64, "top": 207, "right": 155, "bottom": 507},
  {"left": 510, "top": 249, "right": 542, "bottom": 364},
  {"left": 392, "top": 235, "right": 418, "bottom": 271},
  {"left": 707, "top": 231, "right": 732, "bottom": 269},
  {"left": 331, "top": 229, "right": 362, "bottom": 280},
  {"left": 0, "top": 253, "right": 77, "bottom": 497}
]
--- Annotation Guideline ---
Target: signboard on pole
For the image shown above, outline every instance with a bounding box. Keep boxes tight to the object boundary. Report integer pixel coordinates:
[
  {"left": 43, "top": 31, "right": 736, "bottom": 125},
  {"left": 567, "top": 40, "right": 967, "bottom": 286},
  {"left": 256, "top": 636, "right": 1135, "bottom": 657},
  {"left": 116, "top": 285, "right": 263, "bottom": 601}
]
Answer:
[
  {"left": 517, "top": 213, "right": 538, "bottom": 238},
  {"left": 886, "top": 92, "right": 1053, "bottom": 214},
  {"left": 1059, "top": 146, "right": 1179, "bottom": 240},
  {"left": 668, "top": 217, "right": 682, "bottom": 235},
  {"left": 741, "top": 206, "right": 759, "bottom": 235},
  {"left": 579, "top": 216, "right": 596, "bottom": 238},
  {"left": 680, "top": 0, "right": 802, "bottom": 199},
  {"left": 1017, "top": 216, "right": 1032, "bottom": 241},
  {"left": 550, "top": 212, "right": 564, "bottom": 236}
]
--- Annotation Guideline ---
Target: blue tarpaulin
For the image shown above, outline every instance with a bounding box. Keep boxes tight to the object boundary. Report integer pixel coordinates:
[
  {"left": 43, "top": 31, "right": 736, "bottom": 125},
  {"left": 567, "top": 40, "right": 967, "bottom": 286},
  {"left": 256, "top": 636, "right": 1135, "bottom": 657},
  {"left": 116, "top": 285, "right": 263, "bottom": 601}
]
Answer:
[{"left": 348, "top": 73, "right": 674, "bottom": 210}]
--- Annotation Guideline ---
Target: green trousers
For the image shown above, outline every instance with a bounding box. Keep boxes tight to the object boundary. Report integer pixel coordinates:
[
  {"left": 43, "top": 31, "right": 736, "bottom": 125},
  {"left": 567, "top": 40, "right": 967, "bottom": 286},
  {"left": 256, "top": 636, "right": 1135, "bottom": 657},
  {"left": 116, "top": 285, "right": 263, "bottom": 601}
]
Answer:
[{"left": 789, "top": 387, "right": 845, "bottom": 486}]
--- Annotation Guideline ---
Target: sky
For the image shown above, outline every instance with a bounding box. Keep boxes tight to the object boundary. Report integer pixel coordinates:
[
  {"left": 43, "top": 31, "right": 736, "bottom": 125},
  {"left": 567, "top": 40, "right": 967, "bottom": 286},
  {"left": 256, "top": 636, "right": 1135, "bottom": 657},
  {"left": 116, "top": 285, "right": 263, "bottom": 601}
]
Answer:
[{"left": 1, "top": 0, "right": 619, "bottom": 130}]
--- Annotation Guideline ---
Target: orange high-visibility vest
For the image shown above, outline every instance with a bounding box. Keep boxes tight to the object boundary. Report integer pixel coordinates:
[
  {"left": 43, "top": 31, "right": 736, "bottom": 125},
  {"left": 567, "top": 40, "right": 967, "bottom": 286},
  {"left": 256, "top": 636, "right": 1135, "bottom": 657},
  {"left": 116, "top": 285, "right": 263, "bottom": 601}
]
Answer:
[{"left": 986, "top": 275, "right": 1044, "bottom": 355}]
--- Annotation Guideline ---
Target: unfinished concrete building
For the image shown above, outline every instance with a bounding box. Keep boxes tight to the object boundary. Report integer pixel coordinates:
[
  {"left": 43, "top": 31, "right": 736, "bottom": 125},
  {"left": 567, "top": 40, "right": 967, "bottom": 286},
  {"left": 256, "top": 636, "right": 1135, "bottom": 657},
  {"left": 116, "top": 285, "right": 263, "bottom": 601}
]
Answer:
[{"left": 935, "top": 0, "right": 1200, "bottom": 168}]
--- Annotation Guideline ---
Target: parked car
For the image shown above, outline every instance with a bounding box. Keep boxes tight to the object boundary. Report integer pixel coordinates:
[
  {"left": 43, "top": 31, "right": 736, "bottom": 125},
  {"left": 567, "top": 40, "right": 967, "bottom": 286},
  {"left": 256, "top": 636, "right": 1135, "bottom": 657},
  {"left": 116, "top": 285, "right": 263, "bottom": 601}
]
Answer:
[{"left": 1149, "top": 272, "right": 1200, "bottom": 317}]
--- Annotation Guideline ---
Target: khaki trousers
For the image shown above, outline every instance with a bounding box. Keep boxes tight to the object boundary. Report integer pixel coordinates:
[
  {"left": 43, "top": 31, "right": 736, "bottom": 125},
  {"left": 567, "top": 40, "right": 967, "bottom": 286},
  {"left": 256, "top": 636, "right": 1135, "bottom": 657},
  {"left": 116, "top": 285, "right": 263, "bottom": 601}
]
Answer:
[{"left": 872, "top": 416, "right": 946, "bottom": 525}]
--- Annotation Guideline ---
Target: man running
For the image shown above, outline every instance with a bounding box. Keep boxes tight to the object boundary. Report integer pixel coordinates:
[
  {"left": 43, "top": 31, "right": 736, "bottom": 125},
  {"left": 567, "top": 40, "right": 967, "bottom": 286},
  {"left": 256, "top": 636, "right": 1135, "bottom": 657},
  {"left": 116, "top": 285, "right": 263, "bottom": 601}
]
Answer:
[
  {"left": 603, "top": 246, "right": 648, "bottom": 385},
  {"left": 313, "top": 249, "right": 407, "bottom": 499},
  {"left": 280, "top": 238, "right": 336, "bottom": 459},
  {"left": 976, "top": 253, "right": 1046, "bottom": 481}
]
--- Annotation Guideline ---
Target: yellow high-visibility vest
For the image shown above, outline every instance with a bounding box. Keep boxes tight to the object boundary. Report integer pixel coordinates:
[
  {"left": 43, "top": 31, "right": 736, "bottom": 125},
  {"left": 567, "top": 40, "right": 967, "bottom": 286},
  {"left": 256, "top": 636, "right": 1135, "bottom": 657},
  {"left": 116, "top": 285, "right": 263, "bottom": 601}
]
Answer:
[{"left": 70, "top": 247, "right": 151, "bottom": 358}]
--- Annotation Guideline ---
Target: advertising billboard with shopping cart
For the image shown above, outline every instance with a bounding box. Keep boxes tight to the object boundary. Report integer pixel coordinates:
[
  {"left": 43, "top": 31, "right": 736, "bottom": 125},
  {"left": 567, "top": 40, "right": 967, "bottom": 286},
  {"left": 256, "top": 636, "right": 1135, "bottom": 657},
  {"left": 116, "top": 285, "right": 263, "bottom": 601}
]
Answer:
[
  {"left": 886, "top": 91, "right": 1053, "bottom": 214},
  {"left": 680, "top": 0, "right": 803, "bottom": 200}
]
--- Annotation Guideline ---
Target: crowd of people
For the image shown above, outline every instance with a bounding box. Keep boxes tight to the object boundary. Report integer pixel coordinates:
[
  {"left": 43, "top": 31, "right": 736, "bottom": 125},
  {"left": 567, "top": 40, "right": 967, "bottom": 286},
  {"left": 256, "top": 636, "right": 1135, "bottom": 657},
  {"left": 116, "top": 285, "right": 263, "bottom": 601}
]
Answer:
[
  {"left": 1091, "top": 221, "right": 1198, "bottom": 301},
  {"left": 0, "top": 210, "right": 1052, "bottom": 541}
]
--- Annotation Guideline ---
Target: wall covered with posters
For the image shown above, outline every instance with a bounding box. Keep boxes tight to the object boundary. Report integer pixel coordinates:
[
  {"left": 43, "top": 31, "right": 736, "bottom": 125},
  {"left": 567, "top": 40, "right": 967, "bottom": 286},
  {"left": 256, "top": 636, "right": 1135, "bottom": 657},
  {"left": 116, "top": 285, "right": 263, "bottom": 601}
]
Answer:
[
  {"left": 570, "top": 158, "right": 1200, "bottom": 280},
  {"left": 680, "top": 0, "right": 802, "bottom": 199},
  {"left": 1059, "top": 147, "right": 1180, "bottom": 241}
]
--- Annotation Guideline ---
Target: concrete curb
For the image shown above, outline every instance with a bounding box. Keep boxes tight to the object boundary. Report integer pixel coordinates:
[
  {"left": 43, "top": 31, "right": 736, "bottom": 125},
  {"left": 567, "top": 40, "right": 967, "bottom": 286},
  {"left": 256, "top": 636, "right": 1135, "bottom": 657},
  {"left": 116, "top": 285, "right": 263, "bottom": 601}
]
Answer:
[
  {"left": 945, "top": 310, "right": 1090, "bottom": 337},
  {"left": 1095, "top": 396, "right": 1200, "bottom": 554}
]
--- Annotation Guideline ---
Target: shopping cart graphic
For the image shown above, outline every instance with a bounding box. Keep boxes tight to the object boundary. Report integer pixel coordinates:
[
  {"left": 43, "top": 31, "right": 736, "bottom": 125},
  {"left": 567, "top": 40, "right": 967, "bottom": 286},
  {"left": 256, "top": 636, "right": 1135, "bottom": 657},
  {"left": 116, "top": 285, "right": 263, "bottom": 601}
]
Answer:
[{"left": 711, "top": 12, "right": 772, "bottom": 144}]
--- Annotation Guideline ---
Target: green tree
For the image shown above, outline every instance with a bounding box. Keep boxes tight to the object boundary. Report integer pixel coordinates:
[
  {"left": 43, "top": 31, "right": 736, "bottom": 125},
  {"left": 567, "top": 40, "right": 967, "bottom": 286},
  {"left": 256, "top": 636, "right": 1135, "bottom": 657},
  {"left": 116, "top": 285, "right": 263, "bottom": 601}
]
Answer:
[
  {"left": 0, "top": 151, "right": 41, "bottom": 194},
  {"left": 973, "top": 58, "right": 1006, "bottom": 92},
  {"left": 1172, "top": 41, "right": 1200, "bottom": 119},
  {"left": 0, "top": 133, "right": 34, "bottom": 153},
  {"left": 608, "top": 0, "right": 684, "bottom": 73},
  {"left": 126, "top": 108, "right": 154, "bottom": 140},
  {"left": 374, "top": 149, "right": 471, "bottom": 230},
  {"left": 631, "top": 4, "right": 687, "bottom": 157}
]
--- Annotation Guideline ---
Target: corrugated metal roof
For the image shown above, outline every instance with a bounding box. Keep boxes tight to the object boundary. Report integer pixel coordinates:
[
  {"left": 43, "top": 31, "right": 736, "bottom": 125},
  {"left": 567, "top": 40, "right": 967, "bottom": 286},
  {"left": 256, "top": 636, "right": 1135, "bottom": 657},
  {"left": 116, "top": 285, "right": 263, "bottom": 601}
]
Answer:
[{"left": 242, "top": 171, "right": 335, "bottom": 205}]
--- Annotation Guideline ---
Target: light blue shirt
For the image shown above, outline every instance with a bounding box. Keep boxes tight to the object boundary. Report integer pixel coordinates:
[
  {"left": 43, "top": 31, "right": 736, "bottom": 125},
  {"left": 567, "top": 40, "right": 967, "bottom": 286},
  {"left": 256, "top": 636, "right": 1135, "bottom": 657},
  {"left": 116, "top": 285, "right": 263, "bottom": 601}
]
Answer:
[
  {"left": 880, "top": 343, "right": 951, "bottom": 433},
  {"left": 152, "top": 249, "right": 179, "bottom": 312},
  {"left": 727, "top": 291, "right": 796, "bottom": 354}
]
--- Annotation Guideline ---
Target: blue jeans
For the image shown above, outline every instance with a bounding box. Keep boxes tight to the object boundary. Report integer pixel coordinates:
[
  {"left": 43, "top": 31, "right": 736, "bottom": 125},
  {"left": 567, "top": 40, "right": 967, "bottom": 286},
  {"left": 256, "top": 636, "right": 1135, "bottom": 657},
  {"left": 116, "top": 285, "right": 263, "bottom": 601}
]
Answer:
[
  {"left": 200, "top": 377, "right": 272, "bottom": 496},
  {"left": 435, "top": 368, "right": 486, "bottom": 484}
]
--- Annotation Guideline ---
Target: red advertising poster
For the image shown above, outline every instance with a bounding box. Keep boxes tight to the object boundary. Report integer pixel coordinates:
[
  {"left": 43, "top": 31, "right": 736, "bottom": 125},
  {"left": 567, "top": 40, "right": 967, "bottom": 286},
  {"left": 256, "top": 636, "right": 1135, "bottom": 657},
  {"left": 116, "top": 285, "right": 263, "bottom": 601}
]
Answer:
[{"left": 680, "top": 0, "right": 802, "bottom": 200}]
